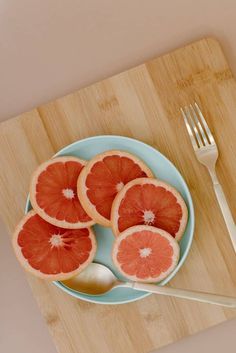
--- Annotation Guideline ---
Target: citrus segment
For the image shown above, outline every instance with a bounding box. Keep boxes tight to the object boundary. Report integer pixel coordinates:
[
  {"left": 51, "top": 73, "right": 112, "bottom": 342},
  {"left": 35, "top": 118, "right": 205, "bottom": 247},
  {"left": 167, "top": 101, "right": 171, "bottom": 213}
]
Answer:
[
  {"left": 111, "top": 178, "right": 188, "bottom": 240},
  {"left": 30, "top": 156, "right": 95, "bottom": 229},
  {"left": 12, "top": 211, "right": 96, "bottom": 280},
  {"left": 78, "top": 150, "right": 153, "bottom": 226},
  {"left": 112, "top": 225, "right": 179, "bottom": 282}
]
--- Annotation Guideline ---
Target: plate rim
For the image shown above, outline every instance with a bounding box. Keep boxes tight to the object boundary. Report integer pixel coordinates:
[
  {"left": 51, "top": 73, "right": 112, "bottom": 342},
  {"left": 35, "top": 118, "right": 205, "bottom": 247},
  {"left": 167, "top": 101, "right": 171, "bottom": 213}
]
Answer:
[{"left": 25, "top": 134, "right": 195, "bottom": 305}]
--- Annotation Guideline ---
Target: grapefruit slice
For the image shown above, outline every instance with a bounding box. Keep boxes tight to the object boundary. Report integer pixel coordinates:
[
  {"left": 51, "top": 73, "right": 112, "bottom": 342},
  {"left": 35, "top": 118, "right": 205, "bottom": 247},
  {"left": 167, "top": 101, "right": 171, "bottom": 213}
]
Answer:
[
  {"left": 12, "top": 211, "right": 96, "bottom": 281},
  {"left": 77, "top": 150, "right": 153, "bottom": 227},
  {"left": 112, "top": 225, "right": 179, "bottom": 282},
  {"left": 111, "top": 178, "right": 188, "bottom": 241},
  {"left": 30, "top": 156, "right": 95, "bottom": 229}
]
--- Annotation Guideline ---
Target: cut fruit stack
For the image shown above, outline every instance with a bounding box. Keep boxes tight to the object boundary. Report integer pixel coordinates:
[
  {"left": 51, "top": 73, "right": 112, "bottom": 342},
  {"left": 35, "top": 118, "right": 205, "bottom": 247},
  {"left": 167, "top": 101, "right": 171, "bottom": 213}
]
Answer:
[{"left": 13, "top": 150, "right": 188, "bottom": 284}]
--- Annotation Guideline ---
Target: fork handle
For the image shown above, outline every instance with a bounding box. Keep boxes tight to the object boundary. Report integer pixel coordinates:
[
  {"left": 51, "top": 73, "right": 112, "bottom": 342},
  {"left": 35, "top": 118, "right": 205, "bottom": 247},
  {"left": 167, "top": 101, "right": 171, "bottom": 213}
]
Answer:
[{"left": 209, "top": 171, "right": 236, "bottom": 252}]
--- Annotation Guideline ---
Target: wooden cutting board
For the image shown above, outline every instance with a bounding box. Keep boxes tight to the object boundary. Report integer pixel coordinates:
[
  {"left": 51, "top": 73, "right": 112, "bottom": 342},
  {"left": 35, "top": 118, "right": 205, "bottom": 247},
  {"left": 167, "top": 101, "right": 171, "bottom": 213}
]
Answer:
[{"left": 1, "top": 37, "right": 236, "bottom": 353}]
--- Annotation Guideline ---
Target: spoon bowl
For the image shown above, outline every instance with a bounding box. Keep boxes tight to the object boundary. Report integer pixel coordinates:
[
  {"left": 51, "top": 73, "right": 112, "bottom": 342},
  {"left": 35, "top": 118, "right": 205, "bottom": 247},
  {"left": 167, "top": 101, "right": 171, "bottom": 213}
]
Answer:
[{"left": 62, "top": 263, "right": 120, "bottom": 295}]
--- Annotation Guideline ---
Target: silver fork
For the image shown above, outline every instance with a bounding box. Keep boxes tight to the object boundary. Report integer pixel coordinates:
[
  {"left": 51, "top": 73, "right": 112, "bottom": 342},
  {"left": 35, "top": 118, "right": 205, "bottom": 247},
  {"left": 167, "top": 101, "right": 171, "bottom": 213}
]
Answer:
[{"left": 181, "top": 103, "right": 236, "bottom": 252}]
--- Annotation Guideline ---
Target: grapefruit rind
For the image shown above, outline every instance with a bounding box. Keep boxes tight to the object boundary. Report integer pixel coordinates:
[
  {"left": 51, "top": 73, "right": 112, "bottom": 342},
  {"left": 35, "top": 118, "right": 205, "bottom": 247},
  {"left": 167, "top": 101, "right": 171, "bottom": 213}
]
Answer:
[
  {"left": 77, "top": 150, "right": 154, "bottom": 227},
  {"left": 112, "top": 225, "right": 180, "bottom": 283},
  {"left": 12, "top": 210, "right": 97, "bottom": 281},
  {"left": 111, "top": 178, "right": 188, "bottom": 240},
  {"left": 30, "top": 156, "right": 95, "bottom": 229}
]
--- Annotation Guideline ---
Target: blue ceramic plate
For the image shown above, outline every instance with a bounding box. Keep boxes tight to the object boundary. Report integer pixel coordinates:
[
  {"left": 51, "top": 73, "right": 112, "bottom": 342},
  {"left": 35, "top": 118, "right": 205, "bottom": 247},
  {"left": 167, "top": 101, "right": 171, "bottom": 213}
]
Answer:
[{"left": 25, "top": 135, "right": 194, "bottom": 305}]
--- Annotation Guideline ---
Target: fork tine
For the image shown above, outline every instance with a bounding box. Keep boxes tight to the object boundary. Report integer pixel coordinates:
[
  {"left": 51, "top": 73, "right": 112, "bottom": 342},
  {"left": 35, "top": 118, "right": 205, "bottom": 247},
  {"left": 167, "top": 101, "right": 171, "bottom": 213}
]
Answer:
[
  {"left": 194, "top": 103, "right": 215, "bottom": 144},
  {"left": 181, "top": 108, "right": 198, "bottom": 150},
  {"left": 190, "top": 104, "right": 209, "bottom": 146},
  {"left": 184, "top": 106, "right": 204, "bottom": 147}
]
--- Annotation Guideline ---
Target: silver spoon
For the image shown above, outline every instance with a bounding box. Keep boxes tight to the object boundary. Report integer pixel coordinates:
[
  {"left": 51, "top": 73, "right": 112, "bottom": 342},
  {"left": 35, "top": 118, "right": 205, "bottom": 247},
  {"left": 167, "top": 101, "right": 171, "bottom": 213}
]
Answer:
[{"left": 61, "top": 263, "right": 236, "bottom": 308}]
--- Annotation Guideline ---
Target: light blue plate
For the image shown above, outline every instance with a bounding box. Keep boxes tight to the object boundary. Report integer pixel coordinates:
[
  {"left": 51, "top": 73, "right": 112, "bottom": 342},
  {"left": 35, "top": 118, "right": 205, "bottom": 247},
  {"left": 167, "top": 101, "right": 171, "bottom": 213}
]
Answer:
[{"left": 25, "top": 135, "right": 194, "bottom": 305}]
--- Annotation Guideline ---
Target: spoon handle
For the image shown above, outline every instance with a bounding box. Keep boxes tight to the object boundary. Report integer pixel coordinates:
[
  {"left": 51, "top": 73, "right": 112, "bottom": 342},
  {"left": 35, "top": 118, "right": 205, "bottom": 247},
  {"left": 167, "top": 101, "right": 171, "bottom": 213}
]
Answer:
[{"left": 132, "top": 283, "right": 236, "bottom": 308}]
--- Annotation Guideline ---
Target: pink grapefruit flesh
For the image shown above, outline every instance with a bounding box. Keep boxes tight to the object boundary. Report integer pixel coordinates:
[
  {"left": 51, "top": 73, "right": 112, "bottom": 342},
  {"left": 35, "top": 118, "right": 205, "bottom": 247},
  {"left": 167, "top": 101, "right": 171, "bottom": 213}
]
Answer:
[
  {"left": 12, "top": 211, "right": 96, "bottom": 281},
  {"left": 111, "top": 178, "right": 188, "bottom": 241},
  {"left": 30, "top": 156, "right": 95, "bottom": 229},
  {"left": 77, "top": 150, "right": 153, "bottom": 227},
  {"left": 112, "top": 225, "right": 179, "bottom": 282}
]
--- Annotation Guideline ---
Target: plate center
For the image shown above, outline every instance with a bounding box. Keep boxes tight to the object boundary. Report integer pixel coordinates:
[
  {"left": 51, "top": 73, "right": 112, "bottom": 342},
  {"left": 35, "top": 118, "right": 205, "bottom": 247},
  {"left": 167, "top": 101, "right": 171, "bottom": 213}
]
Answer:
[{"left": 93, "top": 224, "right": 128, "bottom": 282}]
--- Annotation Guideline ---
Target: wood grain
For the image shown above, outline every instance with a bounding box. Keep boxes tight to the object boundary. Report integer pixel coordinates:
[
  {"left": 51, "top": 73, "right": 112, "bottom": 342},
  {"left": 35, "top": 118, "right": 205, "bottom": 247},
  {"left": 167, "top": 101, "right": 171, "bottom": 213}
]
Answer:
[{"left": 1, "top": 37, "right": 236, "bottom": 353}]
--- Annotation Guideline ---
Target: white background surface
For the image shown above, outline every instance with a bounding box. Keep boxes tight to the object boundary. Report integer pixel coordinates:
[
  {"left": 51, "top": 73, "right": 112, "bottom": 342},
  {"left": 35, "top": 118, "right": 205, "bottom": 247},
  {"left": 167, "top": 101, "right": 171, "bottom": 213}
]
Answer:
[{"left": 1, "top": 1, "right": 236, "bottom": 352}]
